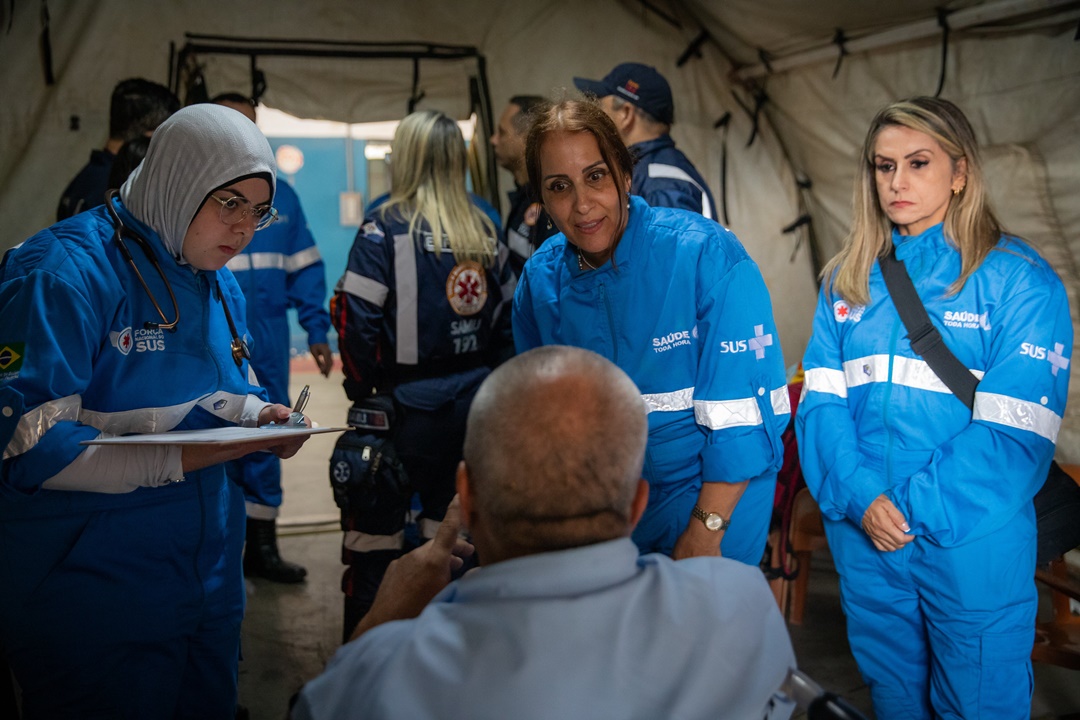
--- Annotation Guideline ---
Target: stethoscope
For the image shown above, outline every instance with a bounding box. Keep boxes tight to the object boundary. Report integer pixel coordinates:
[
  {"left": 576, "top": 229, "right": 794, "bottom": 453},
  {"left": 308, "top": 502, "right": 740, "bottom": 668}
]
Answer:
[{"left": 106, "top": 190, "right": 251, "bottom": 369}]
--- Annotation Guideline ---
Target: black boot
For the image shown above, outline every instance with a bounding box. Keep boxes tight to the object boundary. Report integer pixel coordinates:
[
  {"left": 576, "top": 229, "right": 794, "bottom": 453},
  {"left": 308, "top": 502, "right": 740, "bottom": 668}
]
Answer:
[{"left": 243, "top": 517, "right": 307, "bottom": 583}]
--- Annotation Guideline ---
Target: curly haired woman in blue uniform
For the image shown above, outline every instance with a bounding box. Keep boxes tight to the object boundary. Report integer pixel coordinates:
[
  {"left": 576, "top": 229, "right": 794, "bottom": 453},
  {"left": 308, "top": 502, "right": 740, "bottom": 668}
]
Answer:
[
  {"left": 0, "top": 104, "right": 311, "bottom": 718},
  {"left": 513, "top": 99, "right": 788, "bottom": 564},
  {"left": 797, "top": 97, "right": 1072, "bottom": 719}
]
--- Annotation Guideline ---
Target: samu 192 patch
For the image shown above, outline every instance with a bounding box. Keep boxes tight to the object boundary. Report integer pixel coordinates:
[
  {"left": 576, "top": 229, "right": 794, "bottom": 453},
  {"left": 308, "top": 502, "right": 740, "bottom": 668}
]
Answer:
[
  {"left": 0, "top": 342, "right": 25, "bottom": 378},
  {"left": 445, "top": 261, "right": 488, "bottom": 316}
]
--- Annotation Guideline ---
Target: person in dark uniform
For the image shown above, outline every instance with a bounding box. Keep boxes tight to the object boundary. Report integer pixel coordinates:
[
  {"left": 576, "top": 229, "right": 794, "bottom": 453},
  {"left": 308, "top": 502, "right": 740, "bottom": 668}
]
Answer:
[
  {"left": 214, "top": 93, "right": 333, "bottom": 585},
  {"left": 490, "top": 95, "right": 559, "bottom": 276},
  {"left": 56, "top": 78, "right": 179, "bottom": 221},
  {"left": 332, "top": 110, "right": 515, "bottom": 639},
  {"left": 574, "top": 62, "right": 716, "bottom": 219}
]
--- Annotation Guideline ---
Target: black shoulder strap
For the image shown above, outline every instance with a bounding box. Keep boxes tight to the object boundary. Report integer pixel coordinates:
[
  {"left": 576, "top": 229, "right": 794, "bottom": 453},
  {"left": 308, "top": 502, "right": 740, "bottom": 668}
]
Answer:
[{"left": 878, "top": 249, "right": 978, "bottom": 410}]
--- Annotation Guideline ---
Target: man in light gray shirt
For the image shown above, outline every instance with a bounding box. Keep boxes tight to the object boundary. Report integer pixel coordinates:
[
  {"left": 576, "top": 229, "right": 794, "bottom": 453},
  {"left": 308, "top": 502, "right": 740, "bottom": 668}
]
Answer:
[{"left": 293, "top": 345, "right": 796, "bottom": 720}]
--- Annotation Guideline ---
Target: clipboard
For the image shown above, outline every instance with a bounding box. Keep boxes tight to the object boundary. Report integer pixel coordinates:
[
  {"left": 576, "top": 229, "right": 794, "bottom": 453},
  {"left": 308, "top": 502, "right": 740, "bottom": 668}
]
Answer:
[{"left": 80, "top": 425, "right": 348, "bottom": 446}]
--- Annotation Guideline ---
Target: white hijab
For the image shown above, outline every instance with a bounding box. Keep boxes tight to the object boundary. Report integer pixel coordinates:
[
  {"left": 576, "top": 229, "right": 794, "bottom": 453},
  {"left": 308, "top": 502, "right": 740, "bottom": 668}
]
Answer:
[{"left": 119, "top": 104, "right": 276, "bottom": 263}]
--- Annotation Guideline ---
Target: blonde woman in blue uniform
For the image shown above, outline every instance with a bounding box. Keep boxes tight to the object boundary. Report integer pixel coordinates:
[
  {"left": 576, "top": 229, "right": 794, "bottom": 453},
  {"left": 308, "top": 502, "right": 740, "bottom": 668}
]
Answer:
[{"left": 798, "top": 97, "right": 1071, "bottom": 719}]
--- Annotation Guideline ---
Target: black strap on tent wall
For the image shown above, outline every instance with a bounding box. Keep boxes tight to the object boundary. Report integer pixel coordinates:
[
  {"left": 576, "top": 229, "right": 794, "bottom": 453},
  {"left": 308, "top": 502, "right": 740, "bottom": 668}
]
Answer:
[
  {"left": 250, "top": 56, "right": 267, "bottom": 106},
  {"left": 408, "top": 59, "right": 426, "bottom": 113},
  {"left": 935, "top": 8, "right": 952, "bottom": 97},
  {"left": 731, "top": 84, "right": 769, "bottom": 148},
  {"left": 39, "top": 0, "right": 53, "bottom": 85},
  {"left": 169, "top": 35, "right": 498, "bottom": 209},
  {"left": 713, "top": 112, "right": 731, "bottom": 226},
  {"left": 676, "top": 31, "right": 709, "bottom": 66},
  {"left": 831, "top": 29, "right": 848, "bottom": 79}
]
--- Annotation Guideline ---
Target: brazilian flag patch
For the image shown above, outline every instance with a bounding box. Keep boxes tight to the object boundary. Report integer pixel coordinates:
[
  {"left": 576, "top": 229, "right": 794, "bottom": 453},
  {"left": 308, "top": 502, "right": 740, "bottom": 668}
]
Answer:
[{"left": 0, "top": 343, "right": 24, "bottom": 376}]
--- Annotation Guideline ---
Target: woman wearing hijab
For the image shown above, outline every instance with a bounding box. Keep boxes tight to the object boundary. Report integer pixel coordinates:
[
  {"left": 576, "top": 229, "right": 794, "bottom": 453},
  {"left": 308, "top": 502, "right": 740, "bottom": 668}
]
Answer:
[{"left": 0, "top": 104, "right": 309, "bottom": 718}]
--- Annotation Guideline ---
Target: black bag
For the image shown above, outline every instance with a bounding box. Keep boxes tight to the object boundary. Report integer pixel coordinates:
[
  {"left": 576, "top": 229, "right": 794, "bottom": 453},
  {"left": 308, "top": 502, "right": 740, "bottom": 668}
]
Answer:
[
  {"left": 329, "top": 430, "right": 411, "bottom": 535},
  {"left": 880, "top": 250, "right": 1080, "bottom": 564}
]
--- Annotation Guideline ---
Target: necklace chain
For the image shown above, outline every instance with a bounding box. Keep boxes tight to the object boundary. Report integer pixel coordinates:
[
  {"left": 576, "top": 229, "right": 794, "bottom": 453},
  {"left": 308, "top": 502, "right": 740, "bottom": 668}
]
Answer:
[{"left": 576, "top": 247, "right": 598, "bottom": 271}]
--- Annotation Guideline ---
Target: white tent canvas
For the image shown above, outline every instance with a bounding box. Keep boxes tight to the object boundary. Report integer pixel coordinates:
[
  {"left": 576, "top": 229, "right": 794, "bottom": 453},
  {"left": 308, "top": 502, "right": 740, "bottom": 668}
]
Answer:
[{"left": 1, "top": 0, "right": 1077, "bottom": 458}]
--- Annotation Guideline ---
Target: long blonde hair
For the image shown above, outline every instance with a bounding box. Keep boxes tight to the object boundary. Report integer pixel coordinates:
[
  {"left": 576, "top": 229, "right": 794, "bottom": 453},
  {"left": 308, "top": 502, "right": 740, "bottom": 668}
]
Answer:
[
  {"left": 824, "top": 96, "right": 1002, "bottom": 305},
  {"left": 381, "top": 110, "right": 497, "bottom": 266}
]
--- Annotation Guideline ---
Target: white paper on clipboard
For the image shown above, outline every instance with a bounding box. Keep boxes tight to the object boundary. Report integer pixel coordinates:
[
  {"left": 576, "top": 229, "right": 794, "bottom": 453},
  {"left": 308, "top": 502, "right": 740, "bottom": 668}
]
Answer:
[{"left": 80, "top": 425, "right": 348, "bottom": 446}]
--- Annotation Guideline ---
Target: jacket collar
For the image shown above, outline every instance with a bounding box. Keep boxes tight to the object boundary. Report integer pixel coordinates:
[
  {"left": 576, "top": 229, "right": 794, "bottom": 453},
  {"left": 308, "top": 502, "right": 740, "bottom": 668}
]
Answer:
[{"left": 434, "top": 538, "right": 643, "bottom": 604}]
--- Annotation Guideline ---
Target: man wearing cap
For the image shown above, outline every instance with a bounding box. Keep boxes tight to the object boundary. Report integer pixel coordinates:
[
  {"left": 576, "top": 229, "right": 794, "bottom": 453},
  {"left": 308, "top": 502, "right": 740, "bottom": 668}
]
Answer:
[{"left": 574, "top": 62, "right": 716, "bottom": 220}]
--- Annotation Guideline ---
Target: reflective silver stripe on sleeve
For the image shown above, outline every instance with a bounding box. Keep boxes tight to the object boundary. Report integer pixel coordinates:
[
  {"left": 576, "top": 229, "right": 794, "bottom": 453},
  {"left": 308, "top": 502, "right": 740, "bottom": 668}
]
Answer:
[
  {"left": 4, "top": 394, "right": 82, "bottom": 460},
  {"left": 892, "top": 356, "right": 984, "bottom": 393},
  {"left": 394, "top": 233, "right": 420, "bottom": 364},
  {"left": 974, "top": 391, "right": 1061, "bottom": 443},
  {"left": 647, "top": 163, "right": 713, "bottom": 220},
  {"left": 803, "top": 367, "right": 847, "bottom": 398},
  {"left": 843, "top": 354, "right": 890, "bottom": 389},
  {"left": 642, "top": 387, "right": 694, "bottom": 413},
  {"left": 344, "top": 529, "right": 406, "bottom": 552},
  {"left": 772, "top": 386, "right": 792, "bottom": 417},
  {"left": 842, "top": 354, "right": 984, "bottom": 393},
  {"left": 245, "top": 501, "right": 279, "bottom": 520},
  {"left": 419, "top": 518, "right": 442, "bottom": 540},
  {"left": 694, "top": 386, "right": 789, "bottom": 430},
  {"left": 507, "top": 228, "right": 532, "bottom": 259},
  {"left": 225, "top": 255, "right": 252, "bottom": 272},
  {"left": 285, "top": 245, "right": 322, "bottom": 273},
  {"left": 6, "top": 391, "right": 249, "bottom": 460},
  {"left": 227, "top": 252, "right": 288, "bottom": 273},
  {"left": 79, "top": 391, "right": 250, "bottom": 436},
  {"left": 341, "top": 270, "right": 390, "bottom": 307}
]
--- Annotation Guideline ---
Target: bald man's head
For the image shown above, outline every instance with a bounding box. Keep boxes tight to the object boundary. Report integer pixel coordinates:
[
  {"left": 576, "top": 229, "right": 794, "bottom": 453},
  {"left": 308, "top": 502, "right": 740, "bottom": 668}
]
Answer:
[{"left": 462, "top": 346, "right": 647, "bottom": 559}]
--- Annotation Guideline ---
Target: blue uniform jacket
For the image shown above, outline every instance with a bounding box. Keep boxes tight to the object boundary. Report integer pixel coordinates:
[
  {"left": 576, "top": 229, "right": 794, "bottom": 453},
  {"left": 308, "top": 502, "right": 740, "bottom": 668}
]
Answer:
[
  {"left": 630, "top": 134, "right": 716, "bottom": 220},
  {"left": 0, "top": 198, "right": 266, "bottom": 514},
  {"left": 333, "top": 201, "right": 515, "bottom": 401},
  {"left": 797, "top": 224, "right": 1072, "bottom": 547},
  {"left": 513, "top": 197, "right": 788, "bottom": 557},
  {"left": 504, "top": 183, "right": 558, "bottom": 278},
  {"left": 226, "top": 180, "right": 329, "bottom": 403},
  {"left": 56, "top": 148, "right": 114, "bottom": 221},
  {"left": 224, "top": 180, "right": 329, "bottom": 509}
]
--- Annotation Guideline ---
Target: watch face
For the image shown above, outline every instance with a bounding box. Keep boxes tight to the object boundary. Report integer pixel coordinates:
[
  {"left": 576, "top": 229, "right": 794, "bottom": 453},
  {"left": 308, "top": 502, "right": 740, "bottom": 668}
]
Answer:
[{"left": 705, "top": 513, "right": 724, "bottom": 531}]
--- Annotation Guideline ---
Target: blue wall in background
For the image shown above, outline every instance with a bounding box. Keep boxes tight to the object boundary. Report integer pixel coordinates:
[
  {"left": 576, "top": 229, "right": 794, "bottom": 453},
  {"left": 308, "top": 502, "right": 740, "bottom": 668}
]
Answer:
[{"left": 268, "top": 137, "right": 368, "bottom": 355}]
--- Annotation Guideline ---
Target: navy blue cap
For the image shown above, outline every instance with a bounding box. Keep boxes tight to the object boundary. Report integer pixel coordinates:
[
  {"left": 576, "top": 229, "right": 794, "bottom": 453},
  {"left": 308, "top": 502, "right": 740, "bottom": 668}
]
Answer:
[{"left": 573, "top": 62, "right": 674, "bottom": 125}]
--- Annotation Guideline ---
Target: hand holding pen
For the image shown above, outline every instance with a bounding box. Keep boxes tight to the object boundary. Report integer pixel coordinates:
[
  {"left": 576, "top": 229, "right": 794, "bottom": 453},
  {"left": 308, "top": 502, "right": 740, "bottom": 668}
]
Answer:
[
  {"left": 259, "top": 385, "right": 312, "bottom": 428},
  {"left": 286, "top": 385, "right": 310, "bottom": 426}
]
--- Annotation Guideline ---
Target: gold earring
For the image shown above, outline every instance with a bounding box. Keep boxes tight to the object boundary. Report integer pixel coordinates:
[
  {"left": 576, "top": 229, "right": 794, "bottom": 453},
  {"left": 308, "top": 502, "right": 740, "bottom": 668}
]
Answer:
[{"left": 952, "top": 186, "right": 963, "bottom": 196}]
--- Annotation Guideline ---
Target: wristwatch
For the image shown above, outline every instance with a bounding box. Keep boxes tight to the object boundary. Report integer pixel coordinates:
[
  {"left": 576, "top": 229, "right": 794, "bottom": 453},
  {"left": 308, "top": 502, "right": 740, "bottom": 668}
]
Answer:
[{"left": 692, "top": 505, "right": 730, "bottom": 532}]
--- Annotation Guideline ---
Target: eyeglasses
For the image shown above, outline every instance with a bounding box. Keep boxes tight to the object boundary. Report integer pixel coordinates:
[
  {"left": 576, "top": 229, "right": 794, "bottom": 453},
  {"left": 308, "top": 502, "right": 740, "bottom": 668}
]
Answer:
[{"left": 208, "top": 194, "right": 278, "bottom": 231}]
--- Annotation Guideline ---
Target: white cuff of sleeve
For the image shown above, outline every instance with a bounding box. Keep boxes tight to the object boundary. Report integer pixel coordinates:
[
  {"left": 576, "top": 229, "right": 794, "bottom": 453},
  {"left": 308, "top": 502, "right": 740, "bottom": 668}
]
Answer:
[
  {"left": 242, "top": 394, "right": 272, "bottom": 428},
  {"left": 42, "top": 441, "right": 186, "bottom": 494}
]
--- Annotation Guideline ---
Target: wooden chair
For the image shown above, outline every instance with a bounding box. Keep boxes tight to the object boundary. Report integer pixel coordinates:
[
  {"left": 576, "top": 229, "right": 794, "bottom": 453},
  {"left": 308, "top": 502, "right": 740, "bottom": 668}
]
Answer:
[
  {"left": 1031, "top": 463, "right": 1080, "bottom": 669},
  {"left": 786, "top": 488, "right": 829, "bottom": 625},
  {"left": 768, "top": 487, "right": 828, "bottom": 625}
]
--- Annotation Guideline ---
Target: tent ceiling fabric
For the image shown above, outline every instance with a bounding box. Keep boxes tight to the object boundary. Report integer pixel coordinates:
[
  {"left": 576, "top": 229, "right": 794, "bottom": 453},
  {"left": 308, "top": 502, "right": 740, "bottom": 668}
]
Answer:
[{"left": 1, "top": 0, "right": 1077, "bottom": 460}]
